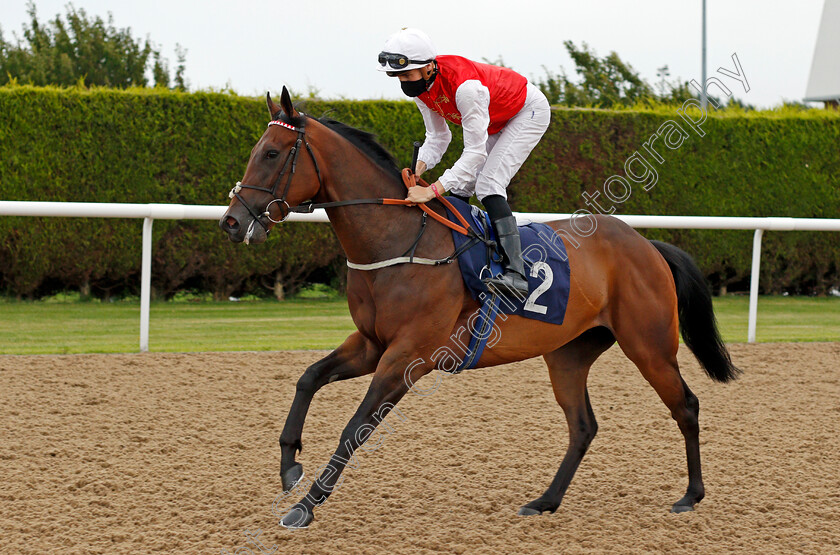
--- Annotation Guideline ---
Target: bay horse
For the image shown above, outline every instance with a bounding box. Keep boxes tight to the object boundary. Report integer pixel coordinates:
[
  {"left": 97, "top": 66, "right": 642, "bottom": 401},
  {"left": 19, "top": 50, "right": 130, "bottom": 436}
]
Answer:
[{"left": 219, "top": 87, "right": 739, "bottom": 528}]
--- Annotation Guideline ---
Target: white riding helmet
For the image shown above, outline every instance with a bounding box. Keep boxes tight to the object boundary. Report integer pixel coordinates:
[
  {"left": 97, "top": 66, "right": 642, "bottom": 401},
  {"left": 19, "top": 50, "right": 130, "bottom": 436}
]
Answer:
[{"left": 377, "top": 28, "right": 437, "bottom": 73}]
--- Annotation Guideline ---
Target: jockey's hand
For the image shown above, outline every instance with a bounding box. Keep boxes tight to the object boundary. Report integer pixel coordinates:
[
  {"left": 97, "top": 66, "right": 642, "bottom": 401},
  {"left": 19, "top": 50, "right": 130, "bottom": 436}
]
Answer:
[
  {"left": 414, "top": 160, "right": 427, "bottom": 176},
  {"left": 405, "top": 184, "right": 437, "bottom": 205}
]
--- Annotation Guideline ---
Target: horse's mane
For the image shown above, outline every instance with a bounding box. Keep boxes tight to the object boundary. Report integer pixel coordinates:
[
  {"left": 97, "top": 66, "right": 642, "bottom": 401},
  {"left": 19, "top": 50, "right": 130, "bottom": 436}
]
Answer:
[
  {"left": 278, "top": 108, "right": 403, "bottom": 178},
  {"left": 314, "top": 117, "right": 403, "bottom": 179}
]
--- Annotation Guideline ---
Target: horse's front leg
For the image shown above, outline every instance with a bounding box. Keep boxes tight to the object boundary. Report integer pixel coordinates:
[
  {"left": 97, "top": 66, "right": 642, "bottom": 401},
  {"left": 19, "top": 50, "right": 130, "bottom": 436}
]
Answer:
[
  {"left": 279, "top": 346, "right": 432, "bottom": 528},
  {"left": 279, "top": 331, "right": 381, "bottom": 492}
]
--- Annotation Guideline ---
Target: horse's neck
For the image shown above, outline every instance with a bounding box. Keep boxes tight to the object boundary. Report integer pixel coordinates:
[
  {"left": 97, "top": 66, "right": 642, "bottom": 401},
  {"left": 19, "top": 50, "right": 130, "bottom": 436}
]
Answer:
[{"left": 318, "top": 146, "right": 416, "bottom": 264}]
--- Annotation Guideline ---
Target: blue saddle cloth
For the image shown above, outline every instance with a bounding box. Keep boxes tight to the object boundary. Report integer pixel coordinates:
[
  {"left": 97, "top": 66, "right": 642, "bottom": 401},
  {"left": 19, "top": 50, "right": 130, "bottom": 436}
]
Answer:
[
  {"left": 443, "top": 198, "right": 572, "bottom": 371},
  {"left": 440, "top": 197, "right": 569, "bottom": 374}
]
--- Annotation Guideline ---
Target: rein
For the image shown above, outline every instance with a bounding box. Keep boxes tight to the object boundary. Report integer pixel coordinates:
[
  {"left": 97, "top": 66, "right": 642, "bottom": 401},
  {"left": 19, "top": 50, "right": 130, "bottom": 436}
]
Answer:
[
  {"left": 289, "top": 169, "right": 473, "bottom": 237},
  {"left": 231, "top": 115, "right": 489, "bottom": 270}
]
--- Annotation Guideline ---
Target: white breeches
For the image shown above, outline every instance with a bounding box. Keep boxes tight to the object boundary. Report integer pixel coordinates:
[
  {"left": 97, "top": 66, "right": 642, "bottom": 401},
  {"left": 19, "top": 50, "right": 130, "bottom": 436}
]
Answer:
[{"left": 449, "top": 83, "right": 551, "bottom": 201}]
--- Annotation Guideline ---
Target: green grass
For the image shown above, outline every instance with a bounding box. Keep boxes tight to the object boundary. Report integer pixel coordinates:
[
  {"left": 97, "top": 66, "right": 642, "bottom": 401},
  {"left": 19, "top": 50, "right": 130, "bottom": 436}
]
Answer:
[
  {"left": 711, "top": 296, "right": 840, "bottom": 343},
  {"left": 0, "top": 298, "right": 355, "bottom": 355},
  {"left": 1, "top": 296, "right": 837, "bottom": 355}
]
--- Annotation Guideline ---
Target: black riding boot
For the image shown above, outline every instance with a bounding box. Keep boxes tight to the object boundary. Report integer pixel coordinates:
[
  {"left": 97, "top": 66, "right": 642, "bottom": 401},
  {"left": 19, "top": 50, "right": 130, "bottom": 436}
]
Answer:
[{"left": 481, "top": 195, "right": 529, "bottom": 299}]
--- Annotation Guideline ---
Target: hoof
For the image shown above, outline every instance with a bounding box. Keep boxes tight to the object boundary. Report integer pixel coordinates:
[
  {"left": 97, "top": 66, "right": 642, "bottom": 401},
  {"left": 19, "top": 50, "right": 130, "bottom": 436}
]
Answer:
[
  {"left": 671, "top": 503, "right": 695, "bottom": 514},
  {"left": 671, "top": 491, "right": 702, "bottom": 513},
  {"left": 517, "top": 499, "right": 556, "bottom": 516},
  {"left": 281, "top": 463, "right": 304, "bottom": 493},
  {"left": 280, "top": 504, "right": 313, "bottom": 529}
]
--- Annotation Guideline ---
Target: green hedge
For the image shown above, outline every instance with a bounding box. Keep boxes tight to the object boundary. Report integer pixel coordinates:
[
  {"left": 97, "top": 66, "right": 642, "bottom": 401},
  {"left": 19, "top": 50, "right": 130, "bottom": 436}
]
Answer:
[
  {"left": 0, "top": 86, "right": 837, "bottom": 298},
  {"left": 0, "top": 86, "right": 343, "bottom": 299}
]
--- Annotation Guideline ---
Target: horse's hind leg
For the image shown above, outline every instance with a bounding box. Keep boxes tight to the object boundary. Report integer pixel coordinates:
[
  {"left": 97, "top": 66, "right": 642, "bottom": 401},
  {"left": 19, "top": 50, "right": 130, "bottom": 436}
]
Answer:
[
  {"left": 614, "top": 315, "right": 705, "bottom": 512},
  {"left": 519, "top": 327, "right": 615, "bottom": 516},
  {"left": 279, "top": 331, "right": 380, "bottom": 491}
]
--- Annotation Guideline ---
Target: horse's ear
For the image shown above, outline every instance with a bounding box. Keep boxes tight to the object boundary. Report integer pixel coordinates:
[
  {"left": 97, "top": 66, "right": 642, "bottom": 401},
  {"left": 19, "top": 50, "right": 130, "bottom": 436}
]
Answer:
[
  {"left": 279, "top": 86, "right": 298, "bottom": 118},
  {"left": 266, "top": 92, "right": 282, "bottom": 119}
]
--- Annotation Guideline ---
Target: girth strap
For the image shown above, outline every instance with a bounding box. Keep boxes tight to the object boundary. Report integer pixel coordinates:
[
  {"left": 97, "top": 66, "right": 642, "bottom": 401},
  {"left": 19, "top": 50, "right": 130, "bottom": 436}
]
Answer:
[
  {"left": 347, "top": 256, "right": 448, "bottom": 270},
  {"left": 347, "top": 232, "right": 483, "bottom": 272}
]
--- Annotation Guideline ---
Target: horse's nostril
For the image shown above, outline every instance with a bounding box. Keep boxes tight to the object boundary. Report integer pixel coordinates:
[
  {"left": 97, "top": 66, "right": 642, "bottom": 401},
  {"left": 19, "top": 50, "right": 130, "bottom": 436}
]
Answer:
[{"left": 220, "top": 215, "right": 240, "bottom": 233}]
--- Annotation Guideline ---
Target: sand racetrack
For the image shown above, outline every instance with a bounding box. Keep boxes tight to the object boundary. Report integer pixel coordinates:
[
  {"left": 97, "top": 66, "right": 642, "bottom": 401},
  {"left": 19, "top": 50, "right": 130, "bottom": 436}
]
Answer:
[{"left": 1, "top": 343, "right": 839, "bottom": 554}]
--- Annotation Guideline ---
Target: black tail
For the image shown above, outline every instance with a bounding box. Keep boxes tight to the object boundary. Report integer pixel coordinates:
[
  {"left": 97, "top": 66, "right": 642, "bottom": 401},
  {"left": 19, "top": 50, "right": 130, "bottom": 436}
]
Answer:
[{"left": 651, "top": 240, "right": 740, "bottom": 383}]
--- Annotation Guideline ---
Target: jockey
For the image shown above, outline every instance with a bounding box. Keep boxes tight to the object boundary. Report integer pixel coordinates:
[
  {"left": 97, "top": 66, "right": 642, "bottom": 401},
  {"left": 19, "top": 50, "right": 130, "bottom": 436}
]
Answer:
[{"left": 378, "top": 28, "right": 551, "bottom": 299}]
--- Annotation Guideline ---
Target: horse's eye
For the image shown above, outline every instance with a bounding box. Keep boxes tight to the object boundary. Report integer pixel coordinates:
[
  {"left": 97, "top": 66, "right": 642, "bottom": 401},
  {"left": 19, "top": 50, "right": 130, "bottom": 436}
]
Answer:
[{"left": 266, "top": 150, "right": 280, "bottom": 159}]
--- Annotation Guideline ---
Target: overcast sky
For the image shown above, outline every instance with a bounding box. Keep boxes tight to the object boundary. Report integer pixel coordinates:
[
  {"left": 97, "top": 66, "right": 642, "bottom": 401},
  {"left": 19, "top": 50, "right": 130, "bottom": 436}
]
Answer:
[{"left": 0, "top": 0, "right": 828, "bottom": 108}]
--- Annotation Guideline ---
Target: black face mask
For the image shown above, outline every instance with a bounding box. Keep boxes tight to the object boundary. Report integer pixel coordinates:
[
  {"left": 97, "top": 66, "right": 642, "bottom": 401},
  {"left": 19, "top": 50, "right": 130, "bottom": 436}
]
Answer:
[{"left": 401, "top": 78, "right": 427, "bottom": 97}]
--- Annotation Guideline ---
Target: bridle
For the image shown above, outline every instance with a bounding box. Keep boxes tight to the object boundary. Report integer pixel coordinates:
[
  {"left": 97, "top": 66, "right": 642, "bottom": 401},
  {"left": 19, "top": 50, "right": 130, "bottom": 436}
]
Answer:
[{"left": 228, "top": 114, "right": 324, "bottom": 233}]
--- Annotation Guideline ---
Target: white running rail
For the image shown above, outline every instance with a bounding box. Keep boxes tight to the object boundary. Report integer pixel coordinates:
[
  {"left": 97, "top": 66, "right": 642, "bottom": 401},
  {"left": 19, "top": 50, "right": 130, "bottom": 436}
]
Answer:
[{"left": 1, "top": 200, "right": 838, "bottom": 350}]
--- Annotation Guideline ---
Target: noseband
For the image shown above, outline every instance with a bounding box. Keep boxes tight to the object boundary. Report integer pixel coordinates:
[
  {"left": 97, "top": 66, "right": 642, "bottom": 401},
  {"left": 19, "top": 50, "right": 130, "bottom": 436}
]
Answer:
[{"left": 229, "top": 115, "right": 324, "bottom": 233}]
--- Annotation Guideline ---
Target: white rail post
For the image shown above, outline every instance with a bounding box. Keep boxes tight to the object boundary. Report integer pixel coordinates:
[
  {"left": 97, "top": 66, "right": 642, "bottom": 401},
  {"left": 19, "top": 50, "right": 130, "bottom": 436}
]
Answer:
[
  {"left": 140, "top": 217, "right": 154, "bottom": 352},
  {"left": 747, "top": 228, "right": 764, "bottom": 343}
]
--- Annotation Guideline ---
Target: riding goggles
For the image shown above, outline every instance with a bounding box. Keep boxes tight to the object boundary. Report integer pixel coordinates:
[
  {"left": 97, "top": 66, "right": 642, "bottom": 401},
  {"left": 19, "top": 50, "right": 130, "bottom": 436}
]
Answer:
[{"left": 378, "top": 51, "right": 433, "bottom": 71}]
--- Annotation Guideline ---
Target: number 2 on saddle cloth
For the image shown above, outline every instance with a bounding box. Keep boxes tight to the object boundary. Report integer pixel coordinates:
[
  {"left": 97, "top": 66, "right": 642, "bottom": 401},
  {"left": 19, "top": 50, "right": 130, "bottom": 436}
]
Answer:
[{"left": 439, "top": 196, "right": 572, "bottom": 372}]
